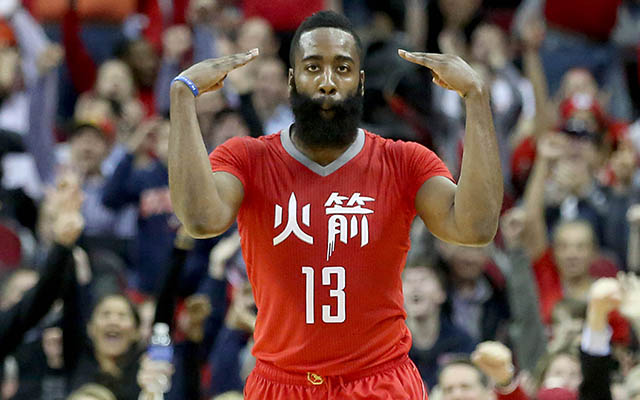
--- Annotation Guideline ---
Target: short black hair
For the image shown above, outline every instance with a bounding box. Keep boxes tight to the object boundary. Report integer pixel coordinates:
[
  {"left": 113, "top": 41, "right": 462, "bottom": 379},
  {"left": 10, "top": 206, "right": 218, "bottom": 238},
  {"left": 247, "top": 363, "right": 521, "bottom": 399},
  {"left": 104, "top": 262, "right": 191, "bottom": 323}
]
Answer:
[{"left": 289, "top": 11, "right": 363, "bottom": 67}]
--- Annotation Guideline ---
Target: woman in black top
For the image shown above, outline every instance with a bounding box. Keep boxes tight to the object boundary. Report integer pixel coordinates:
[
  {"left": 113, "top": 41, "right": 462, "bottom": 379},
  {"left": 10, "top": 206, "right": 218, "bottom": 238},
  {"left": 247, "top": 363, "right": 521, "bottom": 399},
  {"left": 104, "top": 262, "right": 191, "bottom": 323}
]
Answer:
[{"left": 65, "top": 293, "right": 145, "bottom": 400}]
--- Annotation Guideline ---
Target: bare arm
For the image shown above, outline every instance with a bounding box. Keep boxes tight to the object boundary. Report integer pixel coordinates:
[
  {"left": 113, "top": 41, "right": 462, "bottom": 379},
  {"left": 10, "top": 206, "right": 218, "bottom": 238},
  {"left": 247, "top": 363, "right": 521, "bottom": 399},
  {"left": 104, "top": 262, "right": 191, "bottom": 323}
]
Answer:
[
  {"left": 521, "top": 134, "right": 565, "bottom": 259},
  {"left": 405, "top": 0, "right": 427, "bottom": 51},
  {"left": 521, "top": 20, "right": 553, "bottom": 137},
  {"left": 399, "top": 51, "right": 503, "bottom": 245},
  {"left": 169, "top": 50, "right": 258, "bottom": 238}
]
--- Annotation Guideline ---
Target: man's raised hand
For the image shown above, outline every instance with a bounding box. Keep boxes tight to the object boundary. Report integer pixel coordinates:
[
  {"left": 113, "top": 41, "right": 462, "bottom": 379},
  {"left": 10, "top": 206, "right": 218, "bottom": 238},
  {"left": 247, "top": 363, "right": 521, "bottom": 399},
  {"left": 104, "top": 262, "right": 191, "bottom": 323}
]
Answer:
[
  {"left": 175, "top": 49, "right": 260, "bottom": 95},
  {"left": 397, "top": 50, "right": 484, "bottom": 98},
  {"left": 472, "top": 341, "right": 515, "bottom": 387}
]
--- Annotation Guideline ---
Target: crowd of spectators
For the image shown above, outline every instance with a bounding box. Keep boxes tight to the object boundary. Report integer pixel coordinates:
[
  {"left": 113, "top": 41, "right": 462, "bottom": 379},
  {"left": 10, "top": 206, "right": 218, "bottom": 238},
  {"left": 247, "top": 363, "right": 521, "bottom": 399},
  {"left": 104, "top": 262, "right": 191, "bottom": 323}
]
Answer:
[{"left": 0, "top": 0, "right": 640, "bottom": 399}]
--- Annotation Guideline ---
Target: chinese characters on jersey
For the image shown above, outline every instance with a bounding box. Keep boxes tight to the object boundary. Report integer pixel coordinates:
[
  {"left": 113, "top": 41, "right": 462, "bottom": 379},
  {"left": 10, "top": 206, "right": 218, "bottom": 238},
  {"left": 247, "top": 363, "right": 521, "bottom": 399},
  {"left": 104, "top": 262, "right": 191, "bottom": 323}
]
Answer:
[{"left": 272, "top": 192, "right": 375, "bottom": 260}]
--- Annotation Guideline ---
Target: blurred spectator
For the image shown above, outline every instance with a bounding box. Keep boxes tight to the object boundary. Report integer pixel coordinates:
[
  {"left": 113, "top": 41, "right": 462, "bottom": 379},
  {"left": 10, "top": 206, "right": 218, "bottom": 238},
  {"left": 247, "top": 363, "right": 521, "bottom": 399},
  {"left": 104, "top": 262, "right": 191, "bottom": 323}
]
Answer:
[
  {"left": 0, "top": 2, "right": 639, "bottom": 399},
  {"left": 204, "top": 108, "right": 251, "bottom": 151},
  {"left": 65, "top": 293, "right": 143, "bottom": 399},
  {"left": 240, "top": 0, "right": 329, "bottom": 64},
  {"left": 208, "top": 274, "right": 255, "bottom": 396},
  {"left": 494, "top": 208, "right": 547, "bottom": 372},
  {"left": 232, "top": 57, "right": 293, "bottom": 137},
  {"left": 520, "top": 134, "right": 631, "bottom": 347},
  {"left": 0, "top": 174, "right": 82, "bottom": 360},
  {"left": 435, "top": 343, "right": 529, "bottom": 400},
  {"left": 535, "top": 350, "right": 582, "bottom": 394},
  {"left": 236, "top": 17, "right": 280, "bottom": 58},
  {"left": 436, "top": 242, "right": 510, "bottom": 343},
  {"left": 0, "top": 175, "right": 82, "bottom": 400},
  {"left": 64, "top": 123, "right": 134, "bottom": 245},
  {"left": 404, "top": 264, "right": 475, "bottom": 390},
  {"left": 102, "top": 118, "right": 175, "bottom": 294},
  {"left": 516, "top": 0, "right": 632, "bottom": 120}
]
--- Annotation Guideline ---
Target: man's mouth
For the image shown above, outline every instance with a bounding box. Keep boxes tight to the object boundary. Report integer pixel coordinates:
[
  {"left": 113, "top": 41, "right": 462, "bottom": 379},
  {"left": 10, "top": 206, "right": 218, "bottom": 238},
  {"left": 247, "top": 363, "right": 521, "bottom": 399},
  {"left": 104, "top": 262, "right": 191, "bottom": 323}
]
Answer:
[{"left": 319, "top": 109, "right": 335, "bottom": 118}]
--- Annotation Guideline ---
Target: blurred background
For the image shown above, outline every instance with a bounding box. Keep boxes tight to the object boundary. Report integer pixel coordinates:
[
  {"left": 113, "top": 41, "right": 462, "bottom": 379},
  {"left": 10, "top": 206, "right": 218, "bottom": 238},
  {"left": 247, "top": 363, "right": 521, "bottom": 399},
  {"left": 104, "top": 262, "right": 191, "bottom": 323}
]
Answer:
[{"left": 0, "top": 0, "right": 640, "bottom": 399}]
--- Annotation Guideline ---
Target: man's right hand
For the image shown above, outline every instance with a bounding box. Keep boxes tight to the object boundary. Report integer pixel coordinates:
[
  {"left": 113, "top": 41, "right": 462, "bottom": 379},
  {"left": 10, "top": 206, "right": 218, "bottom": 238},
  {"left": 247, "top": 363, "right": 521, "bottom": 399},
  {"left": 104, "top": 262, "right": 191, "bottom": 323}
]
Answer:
[{"left": 174, "top": 49, "right": 259, "bottom": 95}]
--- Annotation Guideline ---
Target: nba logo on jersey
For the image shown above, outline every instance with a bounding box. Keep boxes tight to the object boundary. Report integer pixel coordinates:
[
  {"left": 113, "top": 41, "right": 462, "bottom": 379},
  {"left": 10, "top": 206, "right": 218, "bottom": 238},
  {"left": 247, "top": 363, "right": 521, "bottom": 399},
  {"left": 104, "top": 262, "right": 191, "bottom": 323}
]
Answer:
[{"left": 272, "top": 191, "right": 375, "bottom": 260}]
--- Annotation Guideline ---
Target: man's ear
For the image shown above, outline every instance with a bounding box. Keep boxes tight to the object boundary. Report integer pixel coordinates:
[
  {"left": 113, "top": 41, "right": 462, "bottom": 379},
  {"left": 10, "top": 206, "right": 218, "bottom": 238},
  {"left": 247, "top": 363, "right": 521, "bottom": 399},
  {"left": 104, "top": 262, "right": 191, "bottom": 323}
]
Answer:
[
  {"left": 288, "top": 68, "right": 295, "bottom": 96},
  {"left": 360, "top": 70, "right": 365, "bottom": 96}
]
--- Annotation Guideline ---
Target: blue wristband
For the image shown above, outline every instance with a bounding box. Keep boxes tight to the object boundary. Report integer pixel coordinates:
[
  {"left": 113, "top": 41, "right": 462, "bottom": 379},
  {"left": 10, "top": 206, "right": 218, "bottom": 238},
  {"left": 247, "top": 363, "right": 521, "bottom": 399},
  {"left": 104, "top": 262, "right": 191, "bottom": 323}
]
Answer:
[{"left": 172, "top": 76, "right": 199, "bottom": 97}]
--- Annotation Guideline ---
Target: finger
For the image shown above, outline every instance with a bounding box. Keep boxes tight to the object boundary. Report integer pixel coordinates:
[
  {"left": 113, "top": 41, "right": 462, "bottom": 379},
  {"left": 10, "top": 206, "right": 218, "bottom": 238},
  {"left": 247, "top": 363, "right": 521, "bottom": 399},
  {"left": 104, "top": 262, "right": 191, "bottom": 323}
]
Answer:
[
  {"left": 221, "top": 48, "right": 260, "bottom": 72},
  {"left": 432, "top": 76, "right": 452, "bottom": 90},
  {"left": 397, "top": 49, "right": 441, "bottom": 69}
]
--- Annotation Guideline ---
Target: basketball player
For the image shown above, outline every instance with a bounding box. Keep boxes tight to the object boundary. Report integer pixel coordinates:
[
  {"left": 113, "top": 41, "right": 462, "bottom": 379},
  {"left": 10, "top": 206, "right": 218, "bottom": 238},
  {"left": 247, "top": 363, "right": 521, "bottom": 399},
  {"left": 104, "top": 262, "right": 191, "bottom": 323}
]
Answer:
[{"left": 169, "top": 11, "right": 502, "bottom": 400}]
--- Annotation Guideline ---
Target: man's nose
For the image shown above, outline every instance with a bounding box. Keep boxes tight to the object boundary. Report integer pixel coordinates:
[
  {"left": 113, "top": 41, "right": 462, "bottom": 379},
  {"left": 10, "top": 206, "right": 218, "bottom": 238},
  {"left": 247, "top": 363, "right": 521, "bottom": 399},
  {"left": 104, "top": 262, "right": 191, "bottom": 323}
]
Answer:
[{"left": 318, "top": 69, "right": 337, "bottom": 95}]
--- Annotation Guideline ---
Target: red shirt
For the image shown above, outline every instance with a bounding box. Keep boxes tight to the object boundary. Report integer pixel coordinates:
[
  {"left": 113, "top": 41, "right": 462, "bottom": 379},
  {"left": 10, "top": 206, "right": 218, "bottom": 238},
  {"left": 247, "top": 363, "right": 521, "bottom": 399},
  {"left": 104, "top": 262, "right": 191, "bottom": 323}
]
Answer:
[
  {"left": 544, "top": 0, "right": 622, "bottom": 41},
  {"left": 209, "top": 128, "right": 452, "bottom": 375},
  {"left": 241, "top": 0, "right": 324, "bottom": 32},
  {"left": 533, "top": 248, "right": 629, "bottom": 345}
]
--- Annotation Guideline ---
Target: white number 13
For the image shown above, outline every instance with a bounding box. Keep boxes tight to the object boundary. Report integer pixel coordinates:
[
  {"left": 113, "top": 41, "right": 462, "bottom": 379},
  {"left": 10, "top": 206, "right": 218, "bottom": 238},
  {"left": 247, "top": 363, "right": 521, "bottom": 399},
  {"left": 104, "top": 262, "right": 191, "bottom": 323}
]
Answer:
[{"left": 302, "top": 266, "right": 346, "bottom": 324}]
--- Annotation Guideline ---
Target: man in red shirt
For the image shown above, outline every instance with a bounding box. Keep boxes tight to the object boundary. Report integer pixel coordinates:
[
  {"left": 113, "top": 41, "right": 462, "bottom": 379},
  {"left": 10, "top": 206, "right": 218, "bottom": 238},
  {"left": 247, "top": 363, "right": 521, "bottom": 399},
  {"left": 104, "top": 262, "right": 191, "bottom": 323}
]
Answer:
[{"left": 168, "top": 11, "right": 502, "bottom": 399}]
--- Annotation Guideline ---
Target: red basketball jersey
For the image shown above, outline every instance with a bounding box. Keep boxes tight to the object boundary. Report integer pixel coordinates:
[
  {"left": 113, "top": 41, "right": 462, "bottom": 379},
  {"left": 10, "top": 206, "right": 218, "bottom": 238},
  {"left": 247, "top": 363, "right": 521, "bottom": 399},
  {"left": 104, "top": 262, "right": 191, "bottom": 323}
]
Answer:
[{"left": 209, "top": 127, "right": 453, "bottom": 376}]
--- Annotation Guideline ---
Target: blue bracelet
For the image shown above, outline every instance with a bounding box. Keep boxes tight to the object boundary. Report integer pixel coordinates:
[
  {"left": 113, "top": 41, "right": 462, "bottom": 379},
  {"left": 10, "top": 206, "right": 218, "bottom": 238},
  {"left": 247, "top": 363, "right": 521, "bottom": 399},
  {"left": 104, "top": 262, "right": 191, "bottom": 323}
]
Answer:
[{"left": 172, "top": 76, "right": 199, "bottom": 97}]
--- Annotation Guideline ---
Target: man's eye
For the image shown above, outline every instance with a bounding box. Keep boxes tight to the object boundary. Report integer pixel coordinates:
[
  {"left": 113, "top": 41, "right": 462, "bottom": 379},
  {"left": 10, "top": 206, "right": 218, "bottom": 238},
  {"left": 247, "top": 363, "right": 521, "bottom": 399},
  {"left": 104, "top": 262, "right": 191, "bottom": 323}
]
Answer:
[
  {"left": 337, "top": 65, "right": 349, "bottom": 73},
  {"left": 306, "top": 65, "right": 319, "bottom": 72}
]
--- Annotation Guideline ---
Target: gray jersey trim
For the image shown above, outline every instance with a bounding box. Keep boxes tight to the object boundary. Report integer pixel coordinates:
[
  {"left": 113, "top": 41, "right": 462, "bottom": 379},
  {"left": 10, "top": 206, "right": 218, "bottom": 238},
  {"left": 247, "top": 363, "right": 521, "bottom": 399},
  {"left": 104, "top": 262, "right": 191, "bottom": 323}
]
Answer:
[{"left": 280, "top": 125, "right": 365, "bottom": 177}]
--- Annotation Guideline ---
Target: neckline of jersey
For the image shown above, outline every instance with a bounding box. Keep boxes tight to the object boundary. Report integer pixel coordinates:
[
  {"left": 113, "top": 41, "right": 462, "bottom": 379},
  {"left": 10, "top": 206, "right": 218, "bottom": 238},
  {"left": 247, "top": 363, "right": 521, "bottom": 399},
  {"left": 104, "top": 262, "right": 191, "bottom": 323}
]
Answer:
[{"left": 280, "top": 125, "right": 366, "bottom": 177}]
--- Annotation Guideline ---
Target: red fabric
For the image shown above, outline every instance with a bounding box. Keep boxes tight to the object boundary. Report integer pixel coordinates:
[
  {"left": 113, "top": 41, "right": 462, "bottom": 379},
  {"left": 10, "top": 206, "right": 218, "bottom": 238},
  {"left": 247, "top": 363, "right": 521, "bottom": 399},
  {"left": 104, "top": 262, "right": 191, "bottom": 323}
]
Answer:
[
  {"left": 62, "top": 8, "right": 97, "bottom": 94},
  {"left": 209, "top": 130, "right": 453, "bottom": 376},
  {"left": 125, "top": 288, "right": 151, "bottom": 304},
  {"left": 536, "top": 388, "right": 577, "bottom": 400},
  {"left": 171, "top": 0, "right": 189, "bottom": 24},
  {"left": 497, "top": 386, "right": 530, "bottom": 400},
  {"left": 0, "top": 223, "right": 21, "bottom": 269},
  {"left": 241, "top": 0, "right": 324, "bottom": 32},
  {"left": 533, "top": 248, "right": 630, "bottom": 345},
  {"left": 0, "top": 20, "right": 16, "bottom": 47},
  {"left": 544, "top": 0, "right": 622, "bottom": 41},
  {"left": 245, "top": 356, "right": 427, "bottom": 399},
  {"left": 32, "top": 0, "right": 137, "bottom": 23},
  {"left": 138, "top": 87, "right": 156, "bottom": 117},
  {"left": 559, "top": 94, "right": 608, "bottom": 132},
  {"left": 138, "top": 0, "right": 162, "bottom": 51},
  {"left": 510, "top": 136, "right": 536, "bottom": 187}
]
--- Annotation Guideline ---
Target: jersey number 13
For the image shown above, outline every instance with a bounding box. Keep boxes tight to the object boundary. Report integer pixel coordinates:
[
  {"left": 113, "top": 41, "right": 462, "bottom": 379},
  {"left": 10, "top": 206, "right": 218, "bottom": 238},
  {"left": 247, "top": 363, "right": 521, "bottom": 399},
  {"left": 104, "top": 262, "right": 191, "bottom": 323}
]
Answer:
[{"left": 302, "top": 266, "right": 346, "bottom": 324}]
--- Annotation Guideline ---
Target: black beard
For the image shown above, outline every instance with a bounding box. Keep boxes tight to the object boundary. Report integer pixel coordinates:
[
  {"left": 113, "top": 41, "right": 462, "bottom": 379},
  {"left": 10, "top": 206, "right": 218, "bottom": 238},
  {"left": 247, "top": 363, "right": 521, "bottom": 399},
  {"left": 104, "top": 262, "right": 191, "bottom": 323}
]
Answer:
[{"left": 289, "top": 83, "right": 363, "bottom": 149}]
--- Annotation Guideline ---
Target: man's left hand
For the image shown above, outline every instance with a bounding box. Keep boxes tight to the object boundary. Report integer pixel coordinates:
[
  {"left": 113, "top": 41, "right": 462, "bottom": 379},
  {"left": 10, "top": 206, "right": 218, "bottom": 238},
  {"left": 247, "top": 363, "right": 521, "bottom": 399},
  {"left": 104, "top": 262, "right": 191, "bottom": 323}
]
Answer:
[{"left": 398, "top": 50, "right": 484, "bottom": 98}]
